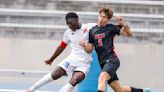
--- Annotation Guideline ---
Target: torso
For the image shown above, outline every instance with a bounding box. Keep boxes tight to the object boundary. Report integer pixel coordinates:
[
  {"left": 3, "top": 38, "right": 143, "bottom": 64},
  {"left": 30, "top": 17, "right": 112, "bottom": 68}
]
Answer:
[
  {"left": 63, "top": 23, "right": 97, "bottom": 62},
  {"left": 89, "top": 24, "right": 121, "bottom": 62}
]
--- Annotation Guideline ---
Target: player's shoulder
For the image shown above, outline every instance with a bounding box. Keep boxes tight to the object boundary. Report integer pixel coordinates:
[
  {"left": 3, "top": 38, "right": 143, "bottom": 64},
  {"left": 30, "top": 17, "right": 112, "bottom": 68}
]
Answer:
[
  {"left": 106, "top": 23, "right": 119, "bottom": 29},
  {"left": 107, "top": 23, "right": 116, "bottom": 27},
  {"left": 89, "top": 24, "right": 99, "bottom": 35},
  {"left": 64, "top": 28, "right": 72, "bottom": 35}
]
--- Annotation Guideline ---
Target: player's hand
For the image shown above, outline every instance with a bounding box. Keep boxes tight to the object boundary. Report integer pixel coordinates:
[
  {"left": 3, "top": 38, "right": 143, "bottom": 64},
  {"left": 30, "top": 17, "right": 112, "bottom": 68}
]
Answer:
[
  {"left": 115, "top": 16, "right": 124, "bottom": 26},
  {"left": 79, "top": 40, "right": 86, "bottom": 47},
  {"left": 44, "top": 59, "right": 53, "bottom": 65}
]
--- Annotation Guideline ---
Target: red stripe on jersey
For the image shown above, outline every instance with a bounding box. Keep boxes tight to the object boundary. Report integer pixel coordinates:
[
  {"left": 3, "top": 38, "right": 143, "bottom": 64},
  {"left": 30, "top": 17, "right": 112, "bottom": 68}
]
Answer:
[
  {"left": 60, "top": 41, "right": 68, "bottom": 49},
  {"left": 112, "top": 46, "right": 118, "bottom": 59},
  {"left": 112, "top": 35, "right": 118, "bottom": 59}
]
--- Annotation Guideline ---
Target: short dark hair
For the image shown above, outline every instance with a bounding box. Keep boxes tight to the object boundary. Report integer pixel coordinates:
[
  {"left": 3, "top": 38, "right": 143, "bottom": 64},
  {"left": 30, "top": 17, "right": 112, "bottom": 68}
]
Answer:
[
  {"left": 99, "top": 8, "right": 113, "bottom": 19},
  {"left": 65, "top": 12, "right": 78, "bottom": 20}
]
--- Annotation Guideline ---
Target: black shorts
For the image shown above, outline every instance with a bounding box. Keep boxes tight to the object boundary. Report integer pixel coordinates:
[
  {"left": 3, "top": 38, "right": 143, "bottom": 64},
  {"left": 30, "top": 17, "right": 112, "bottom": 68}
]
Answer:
[{"left": 100, "top": 58, "right": 120, "bottom": 85}]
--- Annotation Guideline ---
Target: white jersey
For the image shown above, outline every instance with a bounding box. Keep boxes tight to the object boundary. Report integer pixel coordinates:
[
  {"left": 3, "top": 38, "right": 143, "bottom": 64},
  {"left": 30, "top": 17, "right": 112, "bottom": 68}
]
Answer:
[{"left": 63, "top": 23, "right": 97, "bottom": 62}]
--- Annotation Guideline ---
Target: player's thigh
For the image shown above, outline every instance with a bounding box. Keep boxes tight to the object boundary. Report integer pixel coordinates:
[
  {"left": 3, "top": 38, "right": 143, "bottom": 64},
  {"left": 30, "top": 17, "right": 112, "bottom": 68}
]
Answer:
[
  {"left": 57, "top": 58, "right": 75, "bottom": 75},
  {"left": 51, "top": 66, "right": 67, "bottom": 80},
  {"left": 74, "top": 61, "right": 91, "bottom": 78},
  {"left": 99, "top": 71, "right": 110, "bottom": 81},
  {"left": 69, "top": 71, "right": 85, "bottom": 85},
  {"left": 51, "top": 57, "right": 75, "bottom": 79},
  {"left": 69, "top": 61, "right": 90, "bottom": 85},
  {"left": 102, "top": 58, "right": 120, "bottom": 79},
  {"left": 110, "top": 80, "right": 122, "bottom": 92}
]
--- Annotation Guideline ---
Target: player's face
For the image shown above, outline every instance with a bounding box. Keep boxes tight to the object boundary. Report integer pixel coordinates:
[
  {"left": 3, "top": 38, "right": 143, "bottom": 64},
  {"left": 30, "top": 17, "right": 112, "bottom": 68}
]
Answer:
[
  {"left": 66, "top": 18, "right": 79, "bottom": 31},
  {"left": 98, "top": 12, "right": 109, "bottom": 27}
]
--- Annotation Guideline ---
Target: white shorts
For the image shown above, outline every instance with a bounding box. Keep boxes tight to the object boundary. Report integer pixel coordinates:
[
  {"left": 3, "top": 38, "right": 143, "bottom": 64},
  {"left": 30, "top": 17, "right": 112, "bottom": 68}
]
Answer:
[{"left": 57, "top": 55, "right": 91, "bottom": 76}]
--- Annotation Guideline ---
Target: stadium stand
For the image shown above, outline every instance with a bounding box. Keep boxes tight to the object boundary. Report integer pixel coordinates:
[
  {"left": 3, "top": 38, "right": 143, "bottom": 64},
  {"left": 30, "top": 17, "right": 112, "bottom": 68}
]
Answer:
[
  {"left": 0, "top": 9, "right": 163, "bottom": 43},
  {"left": 0, "top": 0, "right": 163, "bottom": 36},
  {"left": 0, "top": 0, "right": 164, "bottom": 14}
]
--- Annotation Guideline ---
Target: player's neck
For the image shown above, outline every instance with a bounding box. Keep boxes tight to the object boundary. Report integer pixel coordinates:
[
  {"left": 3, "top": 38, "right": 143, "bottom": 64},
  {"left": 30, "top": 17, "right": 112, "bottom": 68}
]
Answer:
[
  {"left": 72, "top": 23, "right": 82, "bottom": 31},
  {"left": 77, "top": 23, "right": 82, "bottom": 29},
  {"left": 98, "top": 23, "right": 107, "bottom": 27}
]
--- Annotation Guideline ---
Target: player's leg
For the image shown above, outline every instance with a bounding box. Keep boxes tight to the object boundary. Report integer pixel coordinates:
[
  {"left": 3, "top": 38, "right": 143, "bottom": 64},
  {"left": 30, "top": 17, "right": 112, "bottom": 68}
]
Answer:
[
  {"left": 59, "top": 62, "right": 90, "bottom": 92},
  {"left": 107, "top": 61, "right": 143, "bottom": 92},
  {"left": 69, "top": 71, "right": 85, "bottom": 86},
  {"left": 59, "top": 71, "right": 85, "bottom": 92},
  {"left": 97, "top": 71, "right": 110, "bottom": 92},
  {"left": 26, "top": 66, "right": 66, "bottom": 92},
  {"left": 110, "top": 80, "right": 130, "bottom": 92},
  {"left": 98, "top": 58, "right": 120, "bottom": 92},
  {"left": 108, "top": 73, "right": 142, "bottom": 92},
  {"left": 110, "top": 80, "right": 143, "bottom": 92}
]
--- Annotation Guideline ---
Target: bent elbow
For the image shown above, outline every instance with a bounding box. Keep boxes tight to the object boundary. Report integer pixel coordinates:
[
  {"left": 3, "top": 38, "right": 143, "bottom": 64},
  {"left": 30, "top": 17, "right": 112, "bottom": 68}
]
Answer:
[{"left": 85, "top": 48, "right": 93, "bottom": 53}]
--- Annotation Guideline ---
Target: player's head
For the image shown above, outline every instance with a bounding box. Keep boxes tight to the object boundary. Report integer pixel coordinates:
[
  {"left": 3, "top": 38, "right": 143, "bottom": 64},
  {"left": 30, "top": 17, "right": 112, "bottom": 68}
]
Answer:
[
  {"left": 65, "top": 12, "right": 80, "bottom": 31},
  {"left": 98, "top": 8, "right": 113, "bottom": 27}
]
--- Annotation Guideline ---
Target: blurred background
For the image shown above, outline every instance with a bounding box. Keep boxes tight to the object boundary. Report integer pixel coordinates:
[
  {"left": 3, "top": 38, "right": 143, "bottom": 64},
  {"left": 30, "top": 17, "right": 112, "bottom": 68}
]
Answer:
[{"left": 0, "top": 0, "right": 164, "bottom": 92}]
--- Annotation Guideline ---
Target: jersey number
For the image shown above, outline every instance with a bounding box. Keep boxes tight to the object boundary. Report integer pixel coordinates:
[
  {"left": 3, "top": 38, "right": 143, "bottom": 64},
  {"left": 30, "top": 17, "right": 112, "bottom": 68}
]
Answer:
[
  {"left": 98, "top": 39, "right": 103, "bottom": 46},
  {"left": 95, "top": 33, "right": 105, "bottom": 46}
]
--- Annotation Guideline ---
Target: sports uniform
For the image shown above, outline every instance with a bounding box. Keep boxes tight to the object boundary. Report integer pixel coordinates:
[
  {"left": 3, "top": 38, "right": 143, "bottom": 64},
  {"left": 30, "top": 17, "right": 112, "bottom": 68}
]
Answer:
[
  {"left": 58, "top": 23, "right": 96, "bottom": 76},
  {"left": 26, "top": 12, "right": 98, "bottom": 92},
  {"left": 89, "top": 24, "right": 121, "bottom": 84}
]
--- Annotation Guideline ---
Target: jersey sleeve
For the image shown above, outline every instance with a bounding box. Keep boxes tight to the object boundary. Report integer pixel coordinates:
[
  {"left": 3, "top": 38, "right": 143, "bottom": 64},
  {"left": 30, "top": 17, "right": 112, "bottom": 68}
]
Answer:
[
  {"left": 62, "top": 30, "right": 70, "bottom": 44},
  {"left": 82, "top": 32, "right": 89, "bottom": 42},
  {"left": 87, "top": 23, "right": 97, "bottom": 29},
  {"left": 111, "top": 25, "right": 121, "bottom": 35},
  {"left": 82, "top": 23, "right": 97, "bottom": 42}
]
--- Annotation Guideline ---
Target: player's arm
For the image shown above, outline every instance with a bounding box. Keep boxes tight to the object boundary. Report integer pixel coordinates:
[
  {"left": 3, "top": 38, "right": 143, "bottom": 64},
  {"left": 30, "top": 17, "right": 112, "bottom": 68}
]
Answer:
[
  {"left": 44, "top": 41, "right": 67, "bottom": 65},
  {"left": 119, "top": 24, "right": 133, "bottom": 36},
  {"left": 116, "top": 16, "right": 133, "bottom": 37},
  {"left": 80, "top": 40, "right": 94, "bottom": 53}
]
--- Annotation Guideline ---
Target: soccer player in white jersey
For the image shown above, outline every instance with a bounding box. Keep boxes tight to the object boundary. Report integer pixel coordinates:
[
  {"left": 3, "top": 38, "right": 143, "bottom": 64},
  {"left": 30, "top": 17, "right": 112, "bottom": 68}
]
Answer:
[{"left": 26, "top": 12, "right": 96, "bottom": 92}]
